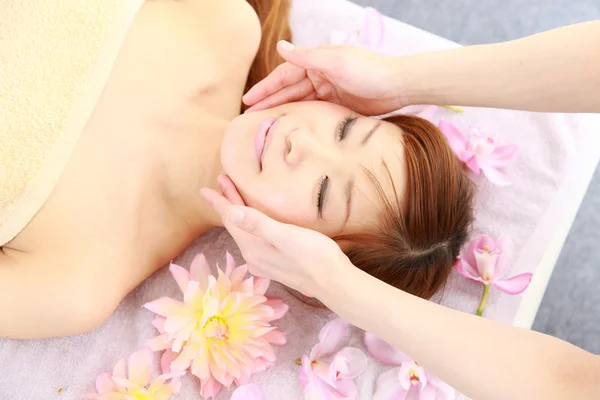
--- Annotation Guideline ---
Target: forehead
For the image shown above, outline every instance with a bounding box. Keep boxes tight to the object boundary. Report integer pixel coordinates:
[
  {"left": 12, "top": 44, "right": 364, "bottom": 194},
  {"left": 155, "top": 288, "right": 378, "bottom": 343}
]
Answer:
[{"left": 343, "top": 120, "right": 407, "bottom": 233}]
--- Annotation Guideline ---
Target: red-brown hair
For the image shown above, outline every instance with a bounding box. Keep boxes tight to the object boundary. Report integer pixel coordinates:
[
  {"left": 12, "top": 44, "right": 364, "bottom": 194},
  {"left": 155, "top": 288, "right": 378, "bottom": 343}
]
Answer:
[
  {"left": 246, "top": 0, "right": 475, "bottom": 300},
  {"left": 335, "top": 115, "right": 476, "bottom": 299}
]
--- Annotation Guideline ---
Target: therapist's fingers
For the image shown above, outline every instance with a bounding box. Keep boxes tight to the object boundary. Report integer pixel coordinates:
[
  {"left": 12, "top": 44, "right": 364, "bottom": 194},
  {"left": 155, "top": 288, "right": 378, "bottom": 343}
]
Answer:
[
  {"left": 243, "top": 61, "right": 306, "bottom": 106},
  {"left": 217, "top": 175, "right": 245, "bottom": 206},
  {"left": 245, "top": 77, "right": 315, "bottom": 112},
  {"left": 223, "top": 206, "right": 290, "bottom": 249}
]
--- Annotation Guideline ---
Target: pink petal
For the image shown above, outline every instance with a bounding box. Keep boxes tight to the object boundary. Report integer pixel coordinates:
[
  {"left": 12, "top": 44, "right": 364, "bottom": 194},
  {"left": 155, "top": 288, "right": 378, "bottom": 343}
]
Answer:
[
  {"left": 331, "top": 347, "right": 367, "bottom": 380},
  {"left": 460, "top": 151, "right": 481, "bottom": 174},
  {"left": 493, "top": 237, "right": 513, "bottom": 279},
  {"left": 363, "top": 7, "right": 384, "bottom": 51},
  {"left": 229, "top": 264, "right": 249, "bottom": 289},
  {"left": 493, "top": 273, "right": 533, "bottom": 295},
  {"left": 200, "top": 375, "right": 223, "bottom": 399},
  {"left": 488, "top": 144, "right": 518, "bottom": 167},
  {"left": 264, "top": 297, "right": 289, "bottom": 321},
  {"left": 144, "top": 297, "right": 189, "bottom": 318},
  {"left": 474, "top": 250, "right": 499, "bottom": 282},
  {"left": 127, "top": 348, "right": 153, "bottom": 387},
  {"left": 183, "top": 281, "right": 201, "bottom": 305},
  {"left": 190, "top": 253, "right": 211, "bottom": 287},
  {"left": 313, "top": 318, "right": 348, "bottom": 359},
  {"left": 453, "top": 258, "right": 483, "bottom": 282},
  {"left": 164, "top": 315, "right": 194, "bottom": 334},
  {"left": 465, "top": 235, "right": 495, "bottom": 270},
  {"left": 225, "top": 252, "right": 236, "bottom": 275},
  {"left": 95, "top": 372, "right": 116, "bottom": 394},
  {"left": 146, "top": 334, "right": 172, "bottom": 352},
  {"left": 263, "top": 329, "right": 287, "bottom": 346},
  {"left": 420, "top": 385, "right": 437, "bottom": 400},
  {"left": 151, "top": 317, "right": 166, "bottom": 334},
  {"left": 426, "top": 373, "right": 455, "bottom": 400},
  {"left": 169, "top": 263, "right": 190, "bottom": 294},
  {"left": 398, "top": 362, "right": 427, "bottom": 391},
  {"left": 438, "top": 120, "right": 467, "bottom": 154},
  {"left": 330, "top": 379, "right": 358, "bottom": 399},
  {"left": 231, "top": 384, "right": 264, "bottom": 400},
  {"left": 112, "top": 359, "right": 127, "bottom": 379},
  {"left": 480, "top": 165, "right": 512, "bottom": 186},
  {"left": 364, "top": 333, "right": 408, "bottom": 366},
  {"left": 373, "top": 368, "right": 408, "bottom": 400},
  {"left": 253, "top": 276, "right": 270, "bottom": 295},
  {"left": 160, "top": 349, "right": 179, "bottom": 374}
]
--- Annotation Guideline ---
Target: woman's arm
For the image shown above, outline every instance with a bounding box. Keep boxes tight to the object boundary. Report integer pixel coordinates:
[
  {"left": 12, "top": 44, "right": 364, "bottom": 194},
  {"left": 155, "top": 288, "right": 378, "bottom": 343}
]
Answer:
[
  {"left": 319, "top": 261, "right": 600, "bottom": 400},
  {"left": 399, "top": 20, "right": 600, "bottom": 113}
]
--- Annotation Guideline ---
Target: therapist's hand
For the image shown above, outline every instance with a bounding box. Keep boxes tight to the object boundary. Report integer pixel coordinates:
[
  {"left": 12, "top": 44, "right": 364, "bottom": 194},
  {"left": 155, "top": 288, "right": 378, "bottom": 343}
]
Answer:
[
  {"left": 243, "top": 41, "right": 405, "bottom": 116},
  {"left": 201, "top": 176, "right": 350, "bottom": 297}
]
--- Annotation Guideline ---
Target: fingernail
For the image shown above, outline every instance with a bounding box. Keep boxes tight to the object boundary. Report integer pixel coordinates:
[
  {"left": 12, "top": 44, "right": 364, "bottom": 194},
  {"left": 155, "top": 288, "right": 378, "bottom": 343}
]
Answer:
[
  {"left": 227, "top": 208, "right": 245, "bottom": 225},
  {"left": 278, "top": 40, "right": 295, "bottom": 52}
]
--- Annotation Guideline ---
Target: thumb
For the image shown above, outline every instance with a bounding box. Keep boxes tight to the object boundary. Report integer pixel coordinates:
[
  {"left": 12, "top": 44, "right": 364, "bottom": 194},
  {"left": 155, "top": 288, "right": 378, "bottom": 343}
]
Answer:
[
  {"left": 277, "top": 41, "right": 336, "bottom": 71},
  {"left": 225, "top": 206, "right": 288, "bottom": 247}
]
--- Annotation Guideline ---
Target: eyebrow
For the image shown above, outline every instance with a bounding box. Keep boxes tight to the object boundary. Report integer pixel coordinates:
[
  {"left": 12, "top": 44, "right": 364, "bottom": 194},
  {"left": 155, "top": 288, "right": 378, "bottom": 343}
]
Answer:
[
  {"left": 361, "top": 122, "right": 382, "bottom": 146},
  {"left": 343, "top": 179, "right": 353, "bottom": 226}
]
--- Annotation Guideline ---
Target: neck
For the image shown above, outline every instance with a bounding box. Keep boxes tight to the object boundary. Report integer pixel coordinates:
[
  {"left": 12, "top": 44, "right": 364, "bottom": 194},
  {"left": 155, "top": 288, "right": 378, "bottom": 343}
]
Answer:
[{"left": 172, "top": 112, "right": 229, "bottom": 233}]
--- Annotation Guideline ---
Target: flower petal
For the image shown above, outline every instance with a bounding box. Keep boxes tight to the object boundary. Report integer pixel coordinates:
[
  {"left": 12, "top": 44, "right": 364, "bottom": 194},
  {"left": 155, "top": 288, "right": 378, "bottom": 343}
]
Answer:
[
  {"left": 144, "top": 297, "right": 189, "bottom": 318},
  {"left": 331, "top": 347, "right": 367, "bottom": 380},
  {"left": 146, "top": 334, "right": 172, "bottom": 352},
  {"left": 493, "top": 237, "right": 513, "bottom": 279},
  {"left": 225, "top": 251, "right": 236, "bottom": 275},
  {"left": 454, "top": 258, "right": 483, "bottom": 282},
  {"left": 264, "top": 297, "right": 289, "bottom": 321},
  {"left": 313, "top": 318, "right": 348, "bottom": 359},
  {"left": 419, "top": 385, "right": 437, "bottom": 400},
  {"left": 364, "top": 333, "right": 408, "bottom": 366},
  {"left": 438, "top": 120, "right": 467, "bottom": 154},
  {"left": 427, "top": 373, "right": 455, "bottom": 400},
  {"left": 112, "top": 359, "right": 127, "bottom": 379},
  {"left": 164, "top": 315, "right": 195, "bottom": 334},
  {"left": 488, "top": 144, "right": 518, "bottom": 167},
  {"left": 363, "top": 7, "right": 384, "bottom": 51},
  {"left": 190, "top": 253, "right": 211, "bottom": 287},
  {"left": 169, "top": 263, "right": 190, "bottom": 294},
  {"left": 461, "top": 151, "right": 481, "bottom": 174},
  {"left": 465, "top": 235, "right": 495, "bottom": 270},
  {"left": 263, "top": 329, "right": 287, "bottom": 346},
  {"left": 95, "top": 372, "right": 116, "bottom": 394},
  {"left": 151, "top": 317, "right": 166, "bottom": 334},
  {"left": 493, "top": 273, "right": 533, "bottom": 295},
  {"left": 480, "top": 165, "right": 512, "bottom": 186},
  {"left": 231, "top": 383, "right": 264, "bottom": 400},
  {"left": 373, "top": 368, "right": 408, "bottom": 400},
  {"left": 200, "top": 375, "right": 223, "bottom": 399},
  {"left": 127, "top": 348, "right": 153, "bottom": 387},
  {"left": 253, "top": 277, "right": 270, "bottom": 295},
  {"left": 474, "top": 250, "right": 499, "bottom": 282},
  {"left": 160, "top": 349, "right": 179, "bottom": 374}
]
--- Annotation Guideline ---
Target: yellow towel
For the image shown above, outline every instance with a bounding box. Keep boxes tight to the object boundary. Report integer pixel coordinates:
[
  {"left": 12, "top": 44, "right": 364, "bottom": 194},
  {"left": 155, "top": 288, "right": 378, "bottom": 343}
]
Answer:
[{"left": 0, "top": 0, "right": 144, "bottom": 245}]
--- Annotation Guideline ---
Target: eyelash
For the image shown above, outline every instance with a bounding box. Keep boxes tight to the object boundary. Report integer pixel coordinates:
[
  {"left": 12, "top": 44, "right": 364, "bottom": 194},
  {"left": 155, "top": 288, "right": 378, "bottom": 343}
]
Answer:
[
  {"left": 316, "top": 175, "right": 329, "bottom": 218},
  {"left": 336, "top": 115, "right": 355, "bottom": 141}
]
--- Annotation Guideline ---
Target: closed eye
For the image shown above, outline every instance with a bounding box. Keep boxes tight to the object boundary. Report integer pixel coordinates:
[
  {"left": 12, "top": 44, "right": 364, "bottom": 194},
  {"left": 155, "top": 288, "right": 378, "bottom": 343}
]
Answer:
[
  {"left": 336, "top": 115, "right": 357, "bottom": 141},
  {"left": 316, "top": 175, "right": 329, "bottom": 219}
]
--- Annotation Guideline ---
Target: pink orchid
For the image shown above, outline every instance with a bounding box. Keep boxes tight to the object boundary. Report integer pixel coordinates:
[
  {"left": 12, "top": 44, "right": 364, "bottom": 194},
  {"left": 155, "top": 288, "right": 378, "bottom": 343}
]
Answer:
[
  {"left": 364, "top": 334, "right": 454, "bottom": 400},
  {"left": 143, "top": 253, "right": 288, "bottom": 399},
  {"left": 299, "top": 318, "right": 367, "bottom": 400},
  {"left": 455, "top": 234, "right": 532, "bottom": 316},
  {"left": 330, "top": 7, "right": 384, "bottom": 51},
  {"left": 231, "top": 383, "right": 264, "bottom": 400},
  {"left": 81, "top": 347, "right": 183, "bottom": 400},
  {"left": 438, "top": 121, "right": 518, "bottom": 186}
]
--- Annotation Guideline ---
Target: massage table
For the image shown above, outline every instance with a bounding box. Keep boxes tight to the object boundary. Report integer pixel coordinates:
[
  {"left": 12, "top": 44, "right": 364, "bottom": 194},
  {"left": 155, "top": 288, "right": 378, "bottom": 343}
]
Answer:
[{"left": 1, "top": 1, "right": 599, "bottom": 399}]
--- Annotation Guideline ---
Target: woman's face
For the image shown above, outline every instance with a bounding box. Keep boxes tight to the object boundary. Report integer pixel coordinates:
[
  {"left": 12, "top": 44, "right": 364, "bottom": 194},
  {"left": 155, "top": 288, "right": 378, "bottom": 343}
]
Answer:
[{"left": 221, "top": 101, "right": 407, "bottom": 236}]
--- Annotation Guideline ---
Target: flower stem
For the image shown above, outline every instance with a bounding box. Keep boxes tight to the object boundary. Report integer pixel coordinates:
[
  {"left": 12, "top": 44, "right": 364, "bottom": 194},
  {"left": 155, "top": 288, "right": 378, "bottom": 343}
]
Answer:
[{"left": 476, "top": 284, "right": 490, "bottom": 317}]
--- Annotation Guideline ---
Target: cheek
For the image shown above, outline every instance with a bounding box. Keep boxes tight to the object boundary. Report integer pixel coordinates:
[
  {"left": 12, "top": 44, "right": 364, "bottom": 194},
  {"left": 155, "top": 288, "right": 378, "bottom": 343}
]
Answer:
[{"left": 243, "top": 181, "right": 315, "bottom": 228}]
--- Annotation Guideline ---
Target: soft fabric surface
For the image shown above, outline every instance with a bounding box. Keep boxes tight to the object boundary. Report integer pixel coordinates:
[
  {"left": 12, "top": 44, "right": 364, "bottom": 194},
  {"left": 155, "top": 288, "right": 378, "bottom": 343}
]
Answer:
[
  {"left": 2, "top": 0, "right": 600, "bottom": 399},
  {"left": 0, "top": 0, "right": 144, "bottom": 245}
]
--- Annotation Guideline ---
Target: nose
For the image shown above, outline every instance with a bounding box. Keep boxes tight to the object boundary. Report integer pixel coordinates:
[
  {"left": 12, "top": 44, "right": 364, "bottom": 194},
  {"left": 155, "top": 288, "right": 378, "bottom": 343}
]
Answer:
[{"left": 285, "top": 128, "right": 313, "bottom": 166}]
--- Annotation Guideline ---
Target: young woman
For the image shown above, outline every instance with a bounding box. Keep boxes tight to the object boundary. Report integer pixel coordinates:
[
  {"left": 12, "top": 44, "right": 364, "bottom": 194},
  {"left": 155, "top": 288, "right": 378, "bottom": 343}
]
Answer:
[{"left": 0, "top": 0, "right": 473, "bottom": 339}]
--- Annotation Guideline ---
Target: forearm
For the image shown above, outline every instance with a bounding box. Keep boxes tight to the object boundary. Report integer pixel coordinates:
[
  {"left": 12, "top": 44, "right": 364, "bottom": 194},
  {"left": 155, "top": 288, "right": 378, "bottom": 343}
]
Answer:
[
  {"left": 397, "top": 20, "right": 600, "bottom": 113},
  {"left": 318, "top": 263, "right": 600, "bottom": 400}
]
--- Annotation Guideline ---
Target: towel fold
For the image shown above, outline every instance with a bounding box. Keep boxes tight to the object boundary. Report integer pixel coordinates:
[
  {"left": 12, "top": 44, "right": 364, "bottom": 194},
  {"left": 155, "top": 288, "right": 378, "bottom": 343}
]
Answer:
[{"left": 0, "top": 0, "right": 144, "bottom": 245}]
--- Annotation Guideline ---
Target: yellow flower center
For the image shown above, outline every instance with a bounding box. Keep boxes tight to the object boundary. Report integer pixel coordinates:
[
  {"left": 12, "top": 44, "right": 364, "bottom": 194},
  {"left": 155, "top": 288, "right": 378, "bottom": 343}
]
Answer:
[
  {"left": 126, "top": 388, "right": 153, "bottom": 400},
  {"left": 203, "top": 315, "right": 229, "bottom": 340},
  {"left": 483, "top": 245, "right": 490, "bottom": 252}
]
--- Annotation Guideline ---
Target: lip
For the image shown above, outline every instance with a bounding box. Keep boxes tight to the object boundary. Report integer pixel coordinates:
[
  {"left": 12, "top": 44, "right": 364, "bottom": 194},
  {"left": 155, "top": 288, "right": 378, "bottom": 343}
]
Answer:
[{"left": 255, "top": 117, "right": 276, "bottom": 169}]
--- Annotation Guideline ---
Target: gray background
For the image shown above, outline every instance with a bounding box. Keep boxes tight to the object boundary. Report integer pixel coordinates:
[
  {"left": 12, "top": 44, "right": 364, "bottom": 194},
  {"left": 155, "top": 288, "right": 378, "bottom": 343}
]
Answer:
[{"left": 351, "top": 0, "right": 600, "bottom": 353}]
